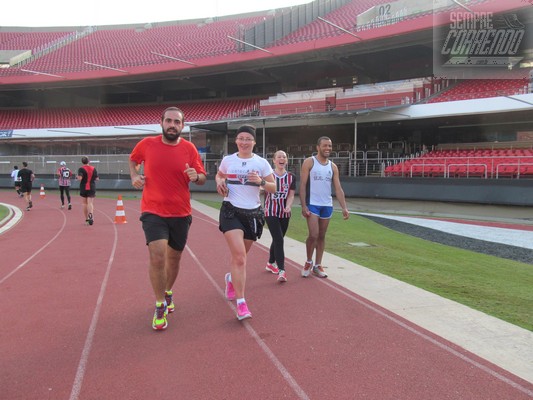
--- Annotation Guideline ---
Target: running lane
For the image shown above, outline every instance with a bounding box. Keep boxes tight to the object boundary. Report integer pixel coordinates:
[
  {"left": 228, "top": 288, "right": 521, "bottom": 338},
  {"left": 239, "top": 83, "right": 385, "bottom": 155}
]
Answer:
[{"left": 0, "top": 190, "right": 531, "bottom": 399}]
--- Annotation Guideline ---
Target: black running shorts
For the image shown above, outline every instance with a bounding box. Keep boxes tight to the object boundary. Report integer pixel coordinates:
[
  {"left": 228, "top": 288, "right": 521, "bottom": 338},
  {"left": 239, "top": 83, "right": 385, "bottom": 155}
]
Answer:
[
  {"left": 140, "top": 212, "right": 192, "bottom": 251},
  {"left": 218, "top": 201, "right": 264, "bottom": 241},
  {"left": 20, "top": 183, "right": 32, "bottom": 193}
]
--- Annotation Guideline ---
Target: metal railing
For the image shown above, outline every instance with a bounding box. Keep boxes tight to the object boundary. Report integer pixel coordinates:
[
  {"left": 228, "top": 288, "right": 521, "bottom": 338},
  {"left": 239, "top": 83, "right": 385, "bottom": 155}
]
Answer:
[
  {"left": 385, "top": 156, "right": 533, "bottom": 179},
  {"left": 0, "top": 153, "right": 359, "bottom": 178},
  {"left": 4, "top": 153, "right": 533, "bottom": 180}
]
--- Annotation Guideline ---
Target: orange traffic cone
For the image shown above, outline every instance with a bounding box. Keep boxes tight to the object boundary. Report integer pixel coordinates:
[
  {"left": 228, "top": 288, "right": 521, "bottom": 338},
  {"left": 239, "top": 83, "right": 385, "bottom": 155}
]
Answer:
[
  {"left": 40, "top": 184, "right": 46, "bottom": 199},
  {"left": 114, "top": 195, "right": 127, "bottom": 224}
]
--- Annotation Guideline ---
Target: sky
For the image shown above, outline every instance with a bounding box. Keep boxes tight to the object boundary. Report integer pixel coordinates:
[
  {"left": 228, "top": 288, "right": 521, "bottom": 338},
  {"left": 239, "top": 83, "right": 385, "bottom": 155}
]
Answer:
[{"left": 1, "top": 0, "right": 311, "bottom": 27}]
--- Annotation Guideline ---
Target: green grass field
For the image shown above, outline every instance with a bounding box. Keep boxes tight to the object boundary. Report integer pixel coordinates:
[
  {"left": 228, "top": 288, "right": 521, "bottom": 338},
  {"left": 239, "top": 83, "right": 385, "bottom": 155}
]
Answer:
[
  {"left": 0, "top": 204, "right": 8, "bottom": 221},
  {"left": 199, "top": 199, "right": 533, "bottom": 331}
]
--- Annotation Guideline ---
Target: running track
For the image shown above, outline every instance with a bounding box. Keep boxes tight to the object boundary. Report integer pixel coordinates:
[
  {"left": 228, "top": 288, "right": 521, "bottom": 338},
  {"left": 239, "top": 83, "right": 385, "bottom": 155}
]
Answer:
[{"left": 1, "top": 190, "right": 532, "bottom": 399}]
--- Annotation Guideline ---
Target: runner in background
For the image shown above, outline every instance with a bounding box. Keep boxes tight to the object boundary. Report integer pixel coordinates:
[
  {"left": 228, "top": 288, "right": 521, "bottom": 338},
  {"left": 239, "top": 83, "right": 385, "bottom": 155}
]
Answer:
[
  {"left": 18, "top": 162, "right": 35, "bottom": 212},
  {"left": 11, "top": 165, "right": 22, "bottom": 197},
  {"left": 77, "top": 156, "right": 99, "bottom": 225},
  {"left": 57, "top": 161, "right": 73, "bottom": 210}
]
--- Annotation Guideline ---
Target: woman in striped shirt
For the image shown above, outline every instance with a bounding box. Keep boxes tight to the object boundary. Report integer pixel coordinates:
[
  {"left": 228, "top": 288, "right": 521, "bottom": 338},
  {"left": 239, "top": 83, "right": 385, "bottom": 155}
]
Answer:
[{"left": 264, "top": 150, "right": 296, "bottom": 282}]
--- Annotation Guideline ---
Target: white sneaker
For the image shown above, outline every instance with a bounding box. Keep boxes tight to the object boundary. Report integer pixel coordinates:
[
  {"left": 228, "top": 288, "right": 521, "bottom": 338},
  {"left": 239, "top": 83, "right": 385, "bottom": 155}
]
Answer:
[
  {"left": 312, "top": 265, "right": 328, "bottom": 278},
  {"left": 277, "top": 270, "right": 287, "bottom": 282},
  {"left": 301, "top": 261, "right": 313, "bottom": 277}
]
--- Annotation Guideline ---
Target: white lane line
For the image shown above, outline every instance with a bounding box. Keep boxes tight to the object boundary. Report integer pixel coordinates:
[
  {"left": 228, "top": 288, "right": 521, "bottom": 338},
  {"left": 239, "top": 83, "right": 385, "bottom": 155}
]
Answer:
[
  {"left": 192, "top": 204, "right": 533, "bottom": 394},
  {"left": 69, "top": 210, "right": 118, "bottom": 400},
  {"left": 185, "top": 246, "right": 311, "bottom": 400},
  {"left": 0, "top": 202, "right": 22, "bottom": 234},
  {"left": 356, "top": 212, "right": 533, "bottom": 250},
  {"left": 0, "top": 208, "right": 67, "bottom": 285},
  {"left": 316, "top": 278, "right": 533, "bottom": 397}
]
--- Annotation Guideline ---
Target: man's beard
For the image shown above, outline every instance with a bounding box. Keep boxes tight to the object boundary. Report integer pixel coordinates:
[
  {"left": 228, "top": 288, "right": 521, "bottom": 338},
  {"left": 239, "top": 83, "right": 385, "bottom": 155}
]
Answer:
[
  {"left": 163, "top": 128, "right": 180, "bottom": 142},
  {"left": 319, "top": 149, "right": 330, "bottom": 158}
]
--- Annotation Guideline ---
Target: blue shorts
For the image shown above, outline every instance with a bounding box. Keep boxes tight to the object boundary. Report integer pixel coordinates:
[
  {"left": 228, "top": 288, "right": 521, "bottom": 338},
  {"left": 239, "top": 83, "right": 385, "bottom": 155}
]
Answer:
[{"left": 308, "top": 204, "right": 333, "bottom": 219}]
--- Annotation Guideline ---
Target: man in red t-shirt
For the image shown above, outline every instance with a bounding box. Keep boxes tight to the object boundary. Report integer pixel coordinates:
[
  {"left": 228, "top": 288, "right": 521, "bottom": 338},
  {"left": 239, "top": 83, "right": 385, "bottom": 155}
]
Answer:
[{"left": 129, "top": 106, "right": 206, "bottom": 331}]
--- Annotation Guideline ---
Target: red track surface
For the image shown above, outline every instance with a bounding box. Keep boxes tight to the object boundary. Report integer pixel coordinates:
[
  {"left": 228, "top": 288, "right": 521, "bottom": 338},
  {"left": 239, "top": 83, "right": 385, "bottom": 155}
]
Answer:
[{"left": 1, "top": 191, "right": 532, "bottom": 399}]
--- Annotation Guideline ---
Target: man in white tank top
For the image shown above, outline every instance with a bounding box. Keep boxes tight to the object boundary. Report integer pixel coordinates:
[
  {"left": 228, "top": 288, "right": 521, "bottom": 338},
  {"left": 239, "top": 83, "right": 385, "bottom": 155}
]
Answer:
[{"left": 299, "top": 136, "right": 350, "bottom": 278}]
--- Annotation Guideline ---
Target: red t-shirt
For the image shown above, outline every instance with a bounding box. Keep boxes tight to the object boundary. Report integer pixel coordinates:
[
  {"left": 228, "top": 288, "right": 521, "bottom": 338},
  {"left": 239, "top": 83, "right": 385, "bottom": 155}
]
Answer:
[{"left": 130, "top": 136, "right": 207, "bottom": 217}]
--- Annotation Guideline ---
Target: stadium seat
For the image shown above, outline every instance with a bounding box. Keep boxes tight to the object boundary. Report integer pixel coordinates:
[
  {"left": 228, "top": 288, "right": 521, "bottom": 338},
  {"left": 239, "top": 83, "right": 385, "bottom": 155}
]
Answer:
[{"left": 0, "top": 99, "right": 263, "bottom": 129}]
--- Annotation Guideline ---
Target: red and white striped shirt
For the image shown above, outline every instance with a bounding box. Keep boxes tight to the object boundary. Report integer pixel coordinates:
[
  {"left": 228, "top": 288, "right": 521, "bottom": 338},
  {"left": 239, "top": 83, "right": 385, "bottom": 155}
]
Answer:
[
  {"left": 264, "top": 171, "right": 296, "bottom": 218},
  {"left": 57, "top": 167, "right": 72, "bottom": 187}
]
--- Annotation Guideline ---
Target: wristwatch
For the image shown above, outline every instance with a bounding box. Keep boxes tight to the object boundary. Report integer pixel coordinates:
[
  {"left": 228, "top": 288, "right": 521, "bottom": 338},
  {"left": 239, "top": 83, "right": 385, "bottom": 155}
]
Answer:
[{"left": 260, "top": 179, "right": 266, "bottom": 187}]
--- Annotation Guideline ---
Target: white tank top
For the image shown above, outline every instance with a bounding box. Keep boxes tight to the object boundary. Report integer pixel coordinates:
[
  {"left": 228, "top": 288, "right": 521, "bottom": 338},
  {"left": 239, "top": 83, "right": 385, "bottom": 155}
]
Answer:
[{"left": 308, "top": 156, "right": 333, "bottom": 207}]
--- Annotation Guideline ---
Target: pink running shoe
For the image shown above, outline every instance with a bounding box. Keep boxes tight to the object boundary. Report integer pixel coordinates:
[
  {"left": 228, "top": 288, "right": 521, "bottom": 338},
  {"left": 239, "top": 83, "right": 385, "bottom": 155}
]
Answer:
[
  {"left": 277, "top": 270, "right": 287, "bottom": 282},
  {"left": 225, "top": 273, "right": 235, "bottom": 301},
  {"left": 265, "top": 262, "right": 279, "bottom": 274},
  {"left": 236, "top": 302, "right": 252, "bottom": 320}
]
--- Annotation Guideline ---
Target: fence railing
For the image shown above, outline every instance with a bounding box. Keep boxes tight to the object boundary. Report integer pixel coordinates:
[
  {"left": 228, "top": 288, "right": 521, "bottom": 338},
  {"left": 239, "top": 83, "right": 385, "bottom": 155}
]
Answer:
[
  {"left": 385, "top": 156, "right": 533, "bottom": 179},
  {"left": 3, "top": 153, "right": 533, "bottom": 180}
]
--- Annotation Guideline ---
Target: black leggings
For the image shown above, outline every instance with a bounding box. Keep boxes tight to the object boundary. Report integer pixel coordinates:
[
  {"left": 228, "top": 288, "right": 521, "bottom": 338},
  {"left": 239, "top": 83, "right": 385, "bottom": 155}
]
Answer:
[
  {"left": 265, "top": 216, "right": 290, "bottom": 270},
  {"left": 59, "top": 186, "right": 71, "bottom": 205}
]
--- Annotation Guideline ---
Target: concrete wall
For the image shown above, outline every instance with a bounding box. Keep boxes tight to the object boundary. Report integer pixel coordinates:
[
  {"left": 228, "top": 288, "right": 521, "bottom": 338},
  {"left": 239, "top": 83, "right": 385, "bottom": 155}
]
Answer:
[{"left": 339, "top": 177, "right": 533, "bottom": 206}]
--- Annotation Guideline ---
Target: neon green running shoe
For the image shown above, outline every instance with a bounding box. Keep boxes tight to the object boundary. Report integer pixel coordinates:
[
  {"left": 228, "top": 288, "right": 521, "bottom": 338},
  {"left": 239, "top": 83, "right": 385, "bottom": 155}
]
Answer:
[
  {"left": 152, "top": 302, "right": 168, "bottom": 331},
  {"left": 165, "top": 291, "right": 175, "bottom": 314}
]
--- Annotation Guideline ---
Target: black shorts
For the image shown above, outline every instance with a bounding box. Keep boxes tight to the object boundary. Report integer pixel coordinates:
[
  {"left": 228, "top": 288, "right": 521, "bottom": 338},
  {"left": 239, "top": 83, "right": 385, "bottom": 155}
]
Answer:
[
  {"left": 80, "top": 188, "right": 96, "bottom": 198},
  {"left": 20, "top": 183, "right": 32, "bottom": 193},
  {"left": 14, "top": 181, "right": 21, "bottom": 188},
  {"left": 140, "top": 212, "right": 192, "bottom": 251},
  {"left": 218, "top": 201, "right": 264, "bottom": 241}
]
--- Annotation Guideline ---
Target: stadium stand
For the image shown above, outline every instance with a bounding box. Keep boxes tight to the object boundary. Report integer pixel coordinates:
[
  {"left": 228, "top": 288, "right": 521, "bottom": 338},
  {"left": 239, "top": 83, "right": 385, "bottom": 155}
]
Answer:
[
  {"left": 259, "top": 88, "right": 342, "bottom": 116},
  {"left": 0, "top": 31, "right": 75, "bottom": 53},
  {"left": 0, "top": 0, "right": 503, "bottom": 82},
  {"left": 429, "top": 79, "right": 531, "bottom": 103},
  {"left": 0, "top": 99, "right": 261, "bottom": 129},
  {"left": 1, "top": 73, "right": 529, "bottom": 130},
  {"left": 257, "top": 78, "right": 446, "bottom": 116},
  {"left": 3, "top": 17, "right": 268, "bottom": 75},
  {"left": 384, "top": 148, "right": 533, "bottom": 178},
  {"left": 273, "top": 0, "right": 418, "bottom": 46},
  {"left": 1, "top": 0, "right": 533, "bottom": 207},
  {"left": 335, "top": 79, "right": 425, "bottom": 110},
  {"left": 271, "top": 0, "right": 493, "bottom": 47}
]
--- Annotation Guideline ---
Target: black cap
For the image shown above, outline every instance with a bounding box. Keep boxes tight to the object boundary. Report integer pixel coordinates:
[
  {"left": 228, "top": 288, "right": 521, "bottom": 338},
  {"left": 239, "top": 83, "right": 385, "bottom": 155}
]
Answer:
[{"left": 236, "top": 124, "right": 256, "bottom": 140}]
